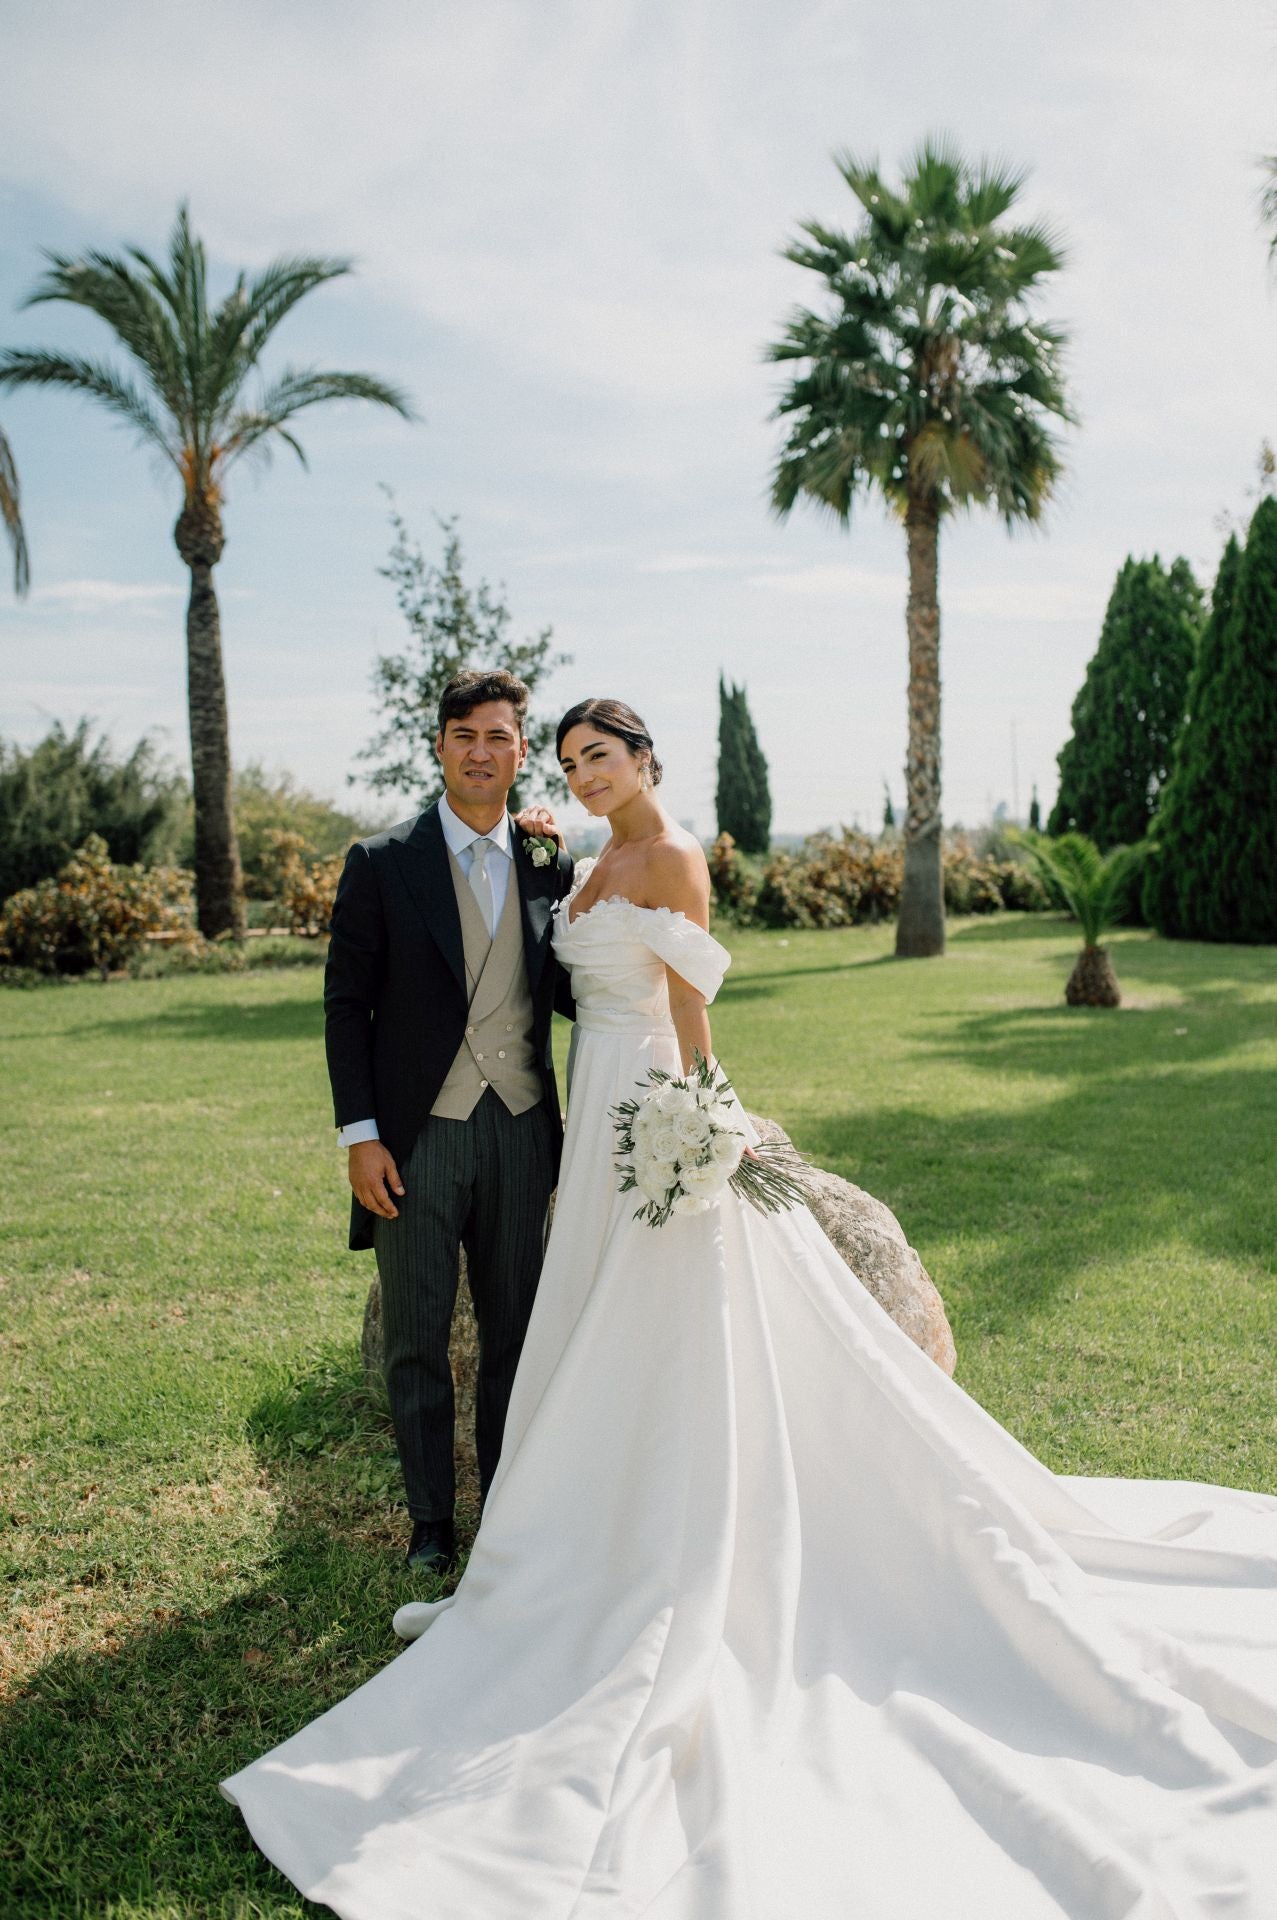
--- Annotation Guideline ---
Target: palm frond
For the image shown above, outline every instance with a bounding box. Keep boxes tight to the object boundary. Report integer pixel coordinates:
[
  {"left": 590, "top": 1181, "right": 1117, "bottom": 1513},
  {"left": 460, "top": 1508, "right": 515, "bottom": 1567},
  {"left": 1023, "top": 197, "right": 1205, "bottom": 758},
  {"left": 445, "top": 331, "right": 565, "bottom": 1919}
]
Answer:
[
  {"left": 0, "top": 349, "right": 178, "bottom": 465},
  {"left": 766, "top": 138, "right": 1072, "bottom": 532},
  {"left": 22, "top": 249, "right": 188, "bottom": 419},
  {"left": 230, "top": 257, "right": 355, "bottom": 371},
  {"left": 0, "top": 426, "right": 31, "bottom": 596},
  {"left": 1012, "top": 832, "right": 1146, "bottom": 945},
  {"left": 220, "top": 368, "right": 415, "bottom": 469}
]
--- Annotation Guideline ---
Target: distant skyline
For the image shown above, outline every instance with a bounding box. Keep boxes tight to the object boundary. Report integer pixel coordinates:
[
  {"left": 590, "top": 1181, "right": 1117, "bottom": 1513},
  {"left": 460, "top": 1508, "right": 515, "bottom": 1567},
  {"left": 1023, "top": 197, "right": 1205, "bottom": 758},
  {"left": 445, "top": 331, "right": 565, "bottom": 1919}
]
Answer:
[{"left": 2, "top": 0, "right": 1275, "bottom": 838}]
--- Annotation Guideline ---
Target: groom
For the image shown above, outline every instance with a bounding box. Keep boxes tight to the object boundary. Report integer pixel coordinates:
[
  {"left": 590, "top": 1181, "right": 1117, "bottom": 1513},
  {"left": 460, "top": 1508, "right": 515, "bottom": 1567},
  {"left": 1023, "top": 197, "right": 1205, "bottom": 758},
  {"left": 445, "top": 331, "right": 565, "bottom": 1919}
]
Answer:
[{"left": 324, "top": 669, "right": 573, "bottom": 1572}]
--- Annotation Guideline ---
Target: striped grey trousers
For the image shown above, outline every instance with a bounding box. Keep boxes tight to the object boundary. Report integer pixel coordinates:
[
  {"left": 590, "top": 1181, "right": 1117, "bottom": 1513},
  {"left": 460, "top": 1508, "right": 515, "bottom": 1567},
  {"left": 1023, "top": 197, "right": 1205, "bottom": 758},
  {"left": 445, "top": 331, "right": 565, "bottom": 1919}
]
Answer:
[{"left": 372, "top": 1091, "right": 557, "bottom": 1521}]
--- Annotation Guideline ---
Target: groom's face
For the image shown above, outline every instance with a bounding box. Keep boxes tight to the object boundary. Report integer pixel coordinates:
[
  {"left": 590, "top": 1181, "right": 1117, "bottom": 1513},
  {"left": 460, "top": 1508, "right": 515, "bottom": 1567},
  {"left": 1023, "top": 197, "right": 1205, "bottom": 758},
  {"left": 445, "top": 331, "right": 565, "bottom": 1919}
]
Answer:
[{"left": 435, "top": 700, "right": 528, "bottom": 813}]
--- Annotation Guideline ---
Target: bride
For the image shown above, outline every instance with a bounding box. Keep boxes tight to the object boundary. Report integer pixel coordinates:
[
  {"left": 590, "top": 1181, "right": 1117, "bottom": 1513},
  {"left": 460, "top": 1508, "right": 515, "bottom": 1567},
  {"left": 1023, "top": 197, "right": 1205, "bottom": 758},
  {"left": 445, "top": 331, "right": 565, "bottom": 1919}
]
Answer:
[{"left": 223, "top": 698, "right": 1277, "bottom": 1918}]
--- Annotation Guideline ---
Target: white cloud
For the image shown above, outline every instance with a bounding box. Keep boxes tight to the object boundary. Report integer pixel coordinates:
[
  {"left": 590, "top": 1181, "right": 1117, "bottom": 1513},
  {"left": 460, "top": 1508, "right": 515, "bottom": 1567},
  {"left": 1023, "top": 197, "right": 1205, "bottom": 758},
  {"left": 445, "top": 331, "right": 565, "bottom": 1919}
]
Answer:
[
  {"left": 30, "top": 579, "right": 183, "bottom": 614},
  {"left": 744, "top": 563, "right": 1104, "bottom": 625}
]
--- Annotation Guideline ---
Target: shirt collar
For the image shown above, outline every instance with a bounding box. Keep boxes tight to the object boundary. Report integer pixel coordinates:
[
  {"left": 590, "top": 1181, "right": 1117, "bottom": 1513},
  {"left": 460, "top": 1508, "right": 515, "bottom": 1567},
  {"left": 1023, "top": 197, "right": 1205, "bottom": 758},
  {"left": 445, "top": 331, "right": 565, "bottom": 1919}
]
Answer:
[{"left": 439, "top": 791, "right": 511, "bottom": 860}]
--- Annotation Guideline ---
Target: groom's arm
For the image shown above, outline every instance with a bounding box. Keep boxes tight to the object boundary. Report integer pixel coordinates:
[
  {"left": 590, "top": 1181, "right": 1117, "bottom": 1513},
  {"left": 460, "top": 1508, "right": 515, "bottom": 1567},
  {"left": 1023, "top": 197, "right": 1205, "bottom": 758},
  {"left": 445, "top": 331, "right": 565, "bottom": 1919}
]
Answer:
[
  {"left": 552, "top": 844, "right": 577, "bottom": 1022},
  {"left": 325, "top": 846, "right": 406, "bottom": 1220},
  {"left": 324, "top": 843, "right": 385, "bottom": 1132}
]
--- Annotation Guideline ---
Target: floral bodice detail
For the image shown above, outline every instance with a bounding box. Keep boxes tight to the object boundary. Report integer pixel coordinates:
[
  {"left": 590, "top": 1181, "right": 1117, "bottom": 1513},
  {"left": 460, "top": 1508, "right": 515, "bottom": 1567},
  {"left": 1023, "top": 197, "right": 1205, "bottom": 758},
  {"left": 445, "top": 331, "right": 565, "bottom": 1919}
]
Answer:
[{"left": 552, "top": 858, "right": 731, "bottom": 1026}]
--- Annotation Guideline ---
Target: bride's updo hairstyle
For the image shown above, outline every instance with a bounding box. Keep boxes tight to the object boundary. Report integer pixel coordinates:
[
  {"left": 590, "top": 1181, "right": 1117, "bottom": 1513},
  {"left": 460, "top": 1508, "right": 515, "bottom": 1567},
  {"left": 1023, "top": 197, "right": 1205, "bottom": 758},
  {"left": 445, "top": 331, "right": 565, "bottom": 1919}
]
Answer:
[{"left": 556, "top": 698, "right": 663, "bottom": 787}]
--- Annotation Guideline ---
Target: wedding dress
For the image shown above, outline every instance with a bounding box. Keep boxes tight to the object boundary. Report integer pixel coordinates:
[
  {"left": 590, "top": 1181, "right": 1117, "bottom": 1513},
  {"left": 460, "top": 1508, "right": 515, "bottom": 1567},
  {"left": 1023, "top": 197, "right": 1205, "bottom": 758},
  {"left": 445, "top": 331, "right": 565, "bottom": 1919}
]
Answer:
[{"left": 223, "top": 866, "right": 1277, "bottom": 1917}]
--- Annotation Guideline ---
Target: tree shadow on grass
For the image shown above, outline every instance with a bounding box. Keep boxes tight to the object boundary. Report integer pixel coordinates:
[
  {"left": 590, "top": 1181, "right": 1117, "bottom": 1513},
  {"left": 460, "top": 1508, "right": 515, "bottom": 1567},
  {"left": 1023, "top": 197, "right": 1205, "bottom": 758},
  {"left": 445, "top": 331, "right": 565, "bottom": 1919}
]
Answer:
[
  {"left": 0, "top": 1348, "right": 477, "bottom": 1919},
  {"left": 63, "top": 995, "right": 325, "bottom": 1047},
  {"left": 793, "top": 1057, "right": 1276, "bottom": 1335}
]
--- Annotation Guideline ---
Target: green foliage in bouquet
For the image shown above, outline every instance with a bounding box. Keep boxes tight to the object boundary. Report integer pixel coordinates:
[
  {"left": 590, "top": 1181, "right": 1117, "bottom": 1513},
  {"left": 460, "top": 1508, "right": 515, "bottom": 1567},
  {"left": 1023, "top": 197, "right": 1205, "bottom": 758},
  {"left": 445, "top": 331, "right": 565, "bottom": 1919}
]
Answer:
[{"left": 612, "top": 1052, "right": 811, "bottom": 1229}]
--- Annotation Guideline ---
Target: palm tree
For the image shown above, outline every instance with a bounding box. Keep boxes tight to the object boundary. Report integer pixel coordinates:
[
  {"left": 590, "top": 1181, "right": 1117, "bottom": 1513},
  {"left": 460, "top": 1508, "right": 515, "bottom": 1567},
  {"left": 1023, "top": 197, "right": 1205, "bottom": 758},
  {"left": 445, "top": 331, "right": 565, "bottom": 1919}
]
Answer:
[
  {"left": 0, "top": 426, "right": 30, "bottom": 596},
  {"left": 0, "top": 207, "right": 414, "bottom": 938},
  {"left": 768, "top": 139, "right": 1073, "bottom": 958},
  {"left": 1014, "top": 832, "right": 1145, "bottom": 1007}
]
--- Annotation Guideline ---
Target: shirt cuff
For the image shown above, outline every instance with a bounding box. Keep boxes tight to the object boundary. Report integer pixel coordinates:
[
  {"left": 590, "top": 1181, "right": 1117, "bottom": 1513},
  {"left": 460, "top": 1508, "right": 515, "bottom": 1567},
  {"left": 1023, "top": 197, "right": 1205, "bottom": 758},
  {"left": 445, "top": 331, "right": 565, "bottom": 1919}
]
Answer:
[{"left": 337, "top": 1118, "right": 380, "bottom": 1148}]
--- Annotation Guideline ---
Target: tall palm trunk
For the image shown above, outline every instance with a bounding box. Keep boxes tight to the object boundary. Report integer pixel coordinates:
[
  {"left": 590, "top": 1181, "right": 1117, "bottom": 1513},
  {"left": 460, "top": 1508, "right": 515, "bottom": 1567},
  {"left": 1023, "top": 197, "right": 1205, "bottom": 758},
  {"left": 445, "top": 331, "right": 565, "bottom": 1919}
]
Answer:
[
  {"left": 896, "top": 493, "right": 945, "bottom": 957},
  {"left": 176, "top": 501, "right": 245, "bottom": 940}
]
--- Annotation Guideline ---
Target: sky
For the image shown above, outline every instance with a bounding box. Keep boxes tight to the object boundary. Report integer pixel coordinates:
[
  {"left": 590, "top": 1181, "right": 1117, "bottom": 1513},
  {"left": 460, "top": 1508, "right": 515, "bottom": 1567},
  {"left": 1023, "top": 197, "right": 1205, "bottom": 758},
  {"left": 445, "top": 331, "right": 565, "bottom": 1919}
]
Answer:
[{"left": 2, "top": 0, "right": 1275, "bottom": 839}]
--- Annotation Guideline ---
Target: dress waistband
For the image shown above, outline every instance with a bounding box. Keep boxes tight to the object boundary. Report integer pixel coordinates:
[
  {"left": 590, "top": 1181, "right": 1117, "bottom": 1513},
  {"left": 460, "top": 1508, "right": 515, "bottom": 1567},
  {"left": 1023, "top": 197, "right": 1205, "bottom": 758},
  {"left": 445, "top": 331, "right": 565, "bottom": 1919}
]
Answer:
[{"left": 574, "top": 1010, "right": 677, "bottom": 1036}]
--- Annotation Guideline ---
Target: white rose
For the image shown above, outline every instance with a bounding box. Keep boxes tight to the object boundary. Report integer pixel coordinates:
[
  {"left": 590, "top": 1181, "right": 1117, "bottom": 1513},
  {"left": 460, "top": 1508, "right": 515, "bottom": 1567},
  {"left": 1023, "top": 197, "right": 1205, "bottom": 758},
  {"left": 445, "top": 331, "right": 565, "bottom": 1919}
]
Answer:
[
  {"left": 695, "top": 1086, "right": 718, "bottom": 1109},
  {"left": 681, "top": 1163, "right": 727, "bottom": 1198},
  {"left": 632, "top": 1100, "right": 659, "bottom": 1135},
  {"left": 674, "top": 1112, "right": 712, "bottom": 1150},
  {"left": 638, "top": 1162, "right": 677, "bottom": 1202},
  {"left": 656, "top": 1083, "right": 696, "bottom": 1117},
  {"left": 707, "top": 1101, "right": 737, "bottom": 1131},
  {"left": 529, "top": 843, "right": 552, "bottom": 867},
  {"left": 673, "top": 1191, "right": 713, "bottom": 1216},
  {"left": 648, "top": 1124, "right": 681, "bottom": 1162},
  {"left": 710, "top": 1130, "right": 745, "bottom": 1170}
]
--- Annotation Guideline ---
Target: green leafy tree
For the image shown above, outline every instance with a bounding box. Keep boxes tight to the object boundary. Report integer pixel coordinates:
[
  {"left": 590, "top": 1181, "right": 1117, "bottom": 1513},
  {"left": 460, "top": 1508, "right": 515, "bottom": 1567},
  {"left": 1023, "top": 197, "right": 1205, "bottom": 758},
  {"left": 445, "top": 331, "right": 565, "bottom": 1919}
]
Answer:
[
  {"left": 0, "top": 720, "right": 187, "bottom": 902},
  {"left": 0, "top": 206, "right": 414, "bottom": 938},
  {"left": 1143, "top": 506, "right": 1277, "bottom": 942},
  {"left": 0, "top": 425, "right": 29, "bottom": 595},
  {"left": 357, "top": 505, "right": 570, "bottom": 810},
  {"left": 1015, "top": 831, "right": 1147, "bottom": 1006},
  {"left": 768, "top": 138, "right": 1072, "bottom": 958},
  {"left": 715, "top": 677, "right": 771, "bottom": 854},
  {"left": 1049, "top": 556, "right": 1203, "bottom": 848}
]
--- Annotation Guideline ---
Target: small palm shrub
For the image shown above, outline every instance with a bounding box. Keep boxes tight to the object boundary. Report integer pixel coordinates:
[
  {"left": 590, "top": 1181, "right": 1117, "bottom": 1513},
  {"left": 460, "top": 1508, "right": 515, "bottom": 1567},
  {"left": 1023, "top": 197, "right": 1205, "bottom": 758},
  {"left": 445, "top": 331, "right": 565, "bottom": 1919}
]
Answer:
[
  {"left": 0, "top": 835, "right": 197, "bottom": 977},
  {"left": 1014, "top": 832, "right": 1147, "bottom": 1006}
]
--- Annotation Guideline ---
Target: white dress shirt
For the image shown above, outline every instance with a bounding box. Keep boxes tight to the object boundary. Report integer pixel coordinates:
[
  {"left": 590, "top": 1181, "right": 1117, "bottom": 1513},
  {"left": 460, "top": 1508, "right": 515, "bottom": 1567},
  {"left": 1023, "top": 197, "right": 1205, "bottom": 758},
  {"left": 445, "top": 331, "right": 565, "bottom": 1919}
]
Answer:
[{"left": 336, "top": 797, "right": 514, "bottom": 1148}]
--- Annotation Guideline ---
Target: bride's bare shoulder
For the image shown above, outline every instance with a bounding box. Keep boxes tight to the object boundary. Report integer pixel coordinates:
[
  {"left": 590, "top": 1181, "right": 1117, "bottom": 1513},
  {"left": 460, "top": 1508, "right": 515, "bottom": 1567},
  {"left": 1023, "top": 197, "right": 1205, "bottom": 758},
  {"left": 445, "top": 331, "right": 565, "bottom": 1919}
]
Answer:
[{"left": 640, "top": 826, "right": 710, "bottom": 922}]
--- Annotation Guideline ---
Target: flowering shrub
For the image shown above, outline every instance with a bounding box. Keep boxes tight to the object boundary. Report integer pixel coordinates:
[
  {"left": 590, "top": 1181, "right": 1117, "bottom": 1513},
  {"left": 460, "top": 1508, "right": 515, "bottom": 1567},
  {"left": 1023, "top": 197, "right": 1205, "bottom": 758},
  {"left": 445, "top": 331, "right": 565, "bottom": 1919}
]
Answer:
[
  {"left": 0, "top": 835, "right": 197, "bottom": 977},
  {"left": 711, "top": 828, "right": 1049, "bottom": 930},
  {"left": 753, "top": 832, "right": 903, "bottom": 929},
  {"left": 262, "top": 829, "right": 342, "bottom": 936}
]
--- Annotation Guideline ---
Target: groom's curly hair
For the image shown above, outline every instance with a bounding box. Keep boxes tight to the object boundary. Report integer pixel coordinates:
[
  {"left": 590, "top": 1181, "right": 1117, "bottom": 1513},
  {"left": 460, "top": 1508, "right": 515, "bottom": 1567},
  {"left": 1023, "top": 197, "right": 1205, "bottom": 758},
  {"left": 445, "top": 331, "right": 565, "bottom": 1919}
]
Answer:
[{"left": 438, "top": 669, "right": 530, "bottom": 736}]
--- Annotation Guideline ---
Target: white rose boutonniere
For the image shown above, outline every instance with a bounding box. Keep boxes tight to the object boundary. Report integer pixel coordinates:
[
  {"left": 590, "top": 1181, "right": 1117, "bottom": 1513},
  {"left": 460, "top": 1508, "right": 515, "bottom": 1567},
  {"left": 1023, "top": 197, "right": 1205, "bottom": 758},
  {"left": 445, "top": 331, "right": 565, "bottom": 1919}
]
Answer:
[{"left": 522, "top": 833, "right": 557, "bottom": 869}]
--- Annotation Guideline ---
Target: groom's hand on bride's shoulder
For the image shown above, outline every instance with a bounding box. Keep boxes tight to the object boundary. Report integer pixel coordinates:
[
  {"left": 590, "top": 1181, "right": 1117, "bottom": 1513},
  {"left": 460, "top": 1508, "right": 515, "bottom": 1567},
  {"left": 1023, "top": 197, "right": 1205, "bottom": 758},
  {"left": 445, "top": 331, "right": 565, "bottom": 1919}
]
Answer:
[{"left": 348, "top": 1141, "right": 405, "bottom": 1219}]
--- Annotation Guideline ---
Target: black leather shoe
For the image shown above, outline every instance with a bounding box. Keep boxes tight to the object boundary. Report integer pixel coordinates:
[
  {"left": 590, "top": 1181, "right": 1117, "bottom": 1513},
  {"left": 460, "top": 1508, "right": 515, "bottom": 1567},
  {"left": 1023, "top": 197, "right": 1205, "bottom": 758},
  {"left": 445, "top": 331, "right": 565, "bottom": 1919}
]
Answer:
[{"left": 405, "top": 1517, "right": 456, "bottom": 1574}]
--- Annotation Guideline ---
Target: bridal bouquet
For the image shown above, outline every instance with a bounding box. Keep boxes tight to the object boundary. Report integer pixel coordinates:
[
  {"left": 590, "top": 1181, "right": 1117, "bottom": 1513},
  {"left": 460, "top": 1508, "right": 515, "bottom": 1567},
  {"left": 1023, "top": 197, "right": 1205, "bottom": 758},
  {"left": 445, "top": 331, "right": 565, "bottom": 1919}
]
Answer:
[{"left": 612, "top": 1052, "right": 810, "bottom": 1228}]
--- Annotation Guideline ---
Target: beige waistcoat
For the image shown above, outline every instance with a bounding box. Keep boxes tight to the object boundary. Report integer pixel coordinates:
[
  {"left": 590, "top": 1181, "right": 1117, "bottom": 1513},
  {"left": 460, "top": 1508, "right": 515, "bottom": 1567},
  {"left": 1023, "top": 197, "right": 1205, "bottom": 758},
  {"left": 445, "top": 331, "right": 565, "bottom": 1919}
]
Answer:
[{"left": 429, "top": 848, "right": 542, "bottom": 1122}]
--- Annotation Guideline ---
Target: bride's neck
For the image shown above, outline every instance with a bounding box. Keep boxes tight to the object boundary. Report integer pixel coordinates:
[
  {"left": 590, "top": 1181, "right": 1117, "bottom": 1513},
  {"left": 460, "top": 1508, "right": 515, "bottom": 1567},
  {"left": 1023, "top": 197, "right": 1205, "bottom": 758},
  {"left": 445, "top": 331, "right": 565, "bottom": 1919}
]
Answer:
[{"left": 604, "top": 793, "right": 666, "bottom": 846}]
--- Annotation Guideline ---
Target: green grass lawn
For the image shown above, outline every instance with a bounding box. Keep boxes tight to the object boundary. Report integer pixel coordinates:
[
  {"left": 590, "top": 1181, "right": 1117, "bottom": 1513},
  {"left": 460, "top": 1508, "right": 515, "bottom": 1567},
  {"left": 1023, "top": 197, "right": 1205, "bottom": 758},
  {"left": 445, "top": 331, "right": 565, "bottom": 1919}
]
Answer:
[{"left": 2, "top": 916, "right": 1275, "bottom": 1917}]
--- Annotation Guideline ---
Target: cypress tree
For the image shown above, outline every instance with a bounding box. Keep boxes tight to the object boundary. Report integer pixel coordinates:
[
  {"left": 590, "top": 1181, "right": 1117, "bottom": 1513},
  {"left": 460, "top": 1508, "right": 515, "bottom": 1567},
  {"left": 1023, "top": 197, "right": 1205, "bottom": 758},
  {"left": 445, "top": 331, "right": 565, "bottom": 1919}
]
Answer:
[
  {"left": 1028, "top": 786, "right": 1041, "bottom": 832},
  {"left": 1143, "top": 509, "right": 1277, "bottom": 941},
  {"left": 882, "top": 781, "right": 896, "bottom": 831},
  {"left": 1049, "top": 555, "right": 1203, "bottom": 848},
  {"left": 716, "top": 677, "right": 772, "bottom": 854}
]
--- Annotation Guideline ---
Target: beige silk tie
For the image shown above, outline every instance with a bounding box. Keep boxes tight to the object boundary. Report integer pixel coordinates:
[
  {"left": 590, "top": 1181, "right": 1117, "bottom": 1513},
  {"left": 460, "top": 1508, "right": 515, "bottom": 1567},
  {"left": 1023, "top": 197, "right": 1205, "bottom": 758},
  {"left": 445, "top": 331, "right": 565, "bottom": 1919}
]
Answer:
[{"left": 468, "top": 836, "right": 495, "bottom": 938}]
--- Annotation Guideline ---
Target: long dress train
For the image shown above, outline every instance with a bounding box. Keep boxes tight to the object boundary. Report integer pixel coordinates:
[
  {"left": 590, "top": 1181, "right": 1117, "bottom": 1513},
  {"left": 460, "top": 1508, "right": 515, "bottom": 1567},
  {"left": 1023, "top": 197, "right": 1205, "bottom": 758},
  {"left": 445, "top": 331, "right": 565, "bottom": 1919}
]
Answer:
[{"left": 222, "top": 869, "right": 1277, "bottom": 1917}]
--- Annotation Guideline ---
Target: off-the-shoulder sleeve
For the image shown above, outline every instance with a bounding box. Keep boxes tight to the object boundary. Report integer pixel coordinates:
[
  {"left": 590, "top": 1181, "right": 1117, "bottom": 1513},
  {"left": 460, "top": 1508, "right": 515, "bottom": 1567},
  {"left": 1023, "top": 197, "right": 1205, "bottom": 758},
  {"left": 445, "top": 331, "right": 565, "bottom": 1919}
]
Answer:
[{"left": 636, "top": 909, "right": 731, "bottom": 1003}]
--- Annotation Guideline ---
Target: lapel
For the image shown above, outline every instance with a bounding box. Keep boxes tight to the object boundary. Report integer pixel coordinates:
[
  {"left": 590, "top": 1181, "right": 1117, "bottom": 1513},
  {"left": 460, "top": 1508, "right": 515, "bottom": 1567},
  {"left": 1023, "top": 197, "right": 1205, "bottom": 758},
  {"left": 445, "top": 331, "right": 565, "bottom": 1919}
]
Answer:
[
  {"left": 510, "top": 812, "right": 553, "bottom": 994},
  {"left": 391, "top": 804, "right": 466, "bottom": 997}
]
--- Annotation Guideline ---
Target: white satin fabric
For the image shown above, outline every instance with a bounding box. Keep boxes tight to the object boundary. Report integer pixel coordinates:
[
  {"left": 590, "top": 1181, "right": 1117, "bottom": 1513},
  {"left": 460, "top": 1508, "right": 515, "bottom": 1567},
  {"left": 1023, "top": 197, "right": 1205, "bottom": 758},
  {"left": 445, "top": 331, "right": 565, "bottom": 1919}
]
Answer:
[{"left": 223, "top": 871, "right": 1277, "bottom": 1916}]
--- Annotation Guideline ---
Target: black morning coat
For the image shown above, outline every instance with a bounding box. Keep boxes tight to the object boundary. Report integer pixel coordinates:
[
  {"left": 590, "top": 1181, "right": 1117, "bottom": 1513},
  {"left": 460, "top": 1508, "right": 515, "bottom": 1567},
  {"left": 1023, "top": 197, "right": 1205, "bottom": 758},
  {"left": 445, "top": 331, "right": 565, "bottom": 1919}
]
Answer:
[{"left": 323, "top": 802, "right": 576, "bottom": 1250}]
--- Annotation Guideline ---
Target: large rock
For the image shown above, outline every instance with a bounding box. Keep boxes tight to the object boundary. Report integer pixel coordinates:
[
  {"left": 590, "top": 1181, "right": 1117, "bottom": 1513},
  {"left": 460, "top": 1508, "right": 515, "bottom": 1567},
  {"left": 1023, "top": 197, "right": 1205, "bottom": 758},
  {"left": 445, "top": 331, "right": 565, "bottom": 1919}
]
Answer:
[{"left": 360, "top": 1125, "right": 954, "bottom": 1403}]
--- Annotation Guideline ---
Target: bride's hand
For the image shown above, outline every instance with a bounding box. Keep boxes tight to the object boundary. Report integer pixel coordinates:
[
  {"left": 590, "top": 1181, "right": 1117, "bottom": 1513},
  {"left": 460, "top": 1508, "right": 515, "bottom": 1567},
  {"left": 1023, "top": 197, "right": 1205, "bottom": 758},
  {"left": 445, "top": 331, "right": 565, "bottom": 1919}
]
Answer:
[{"left": 514, "top": 805, "right": 564, "bottom": 848}]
